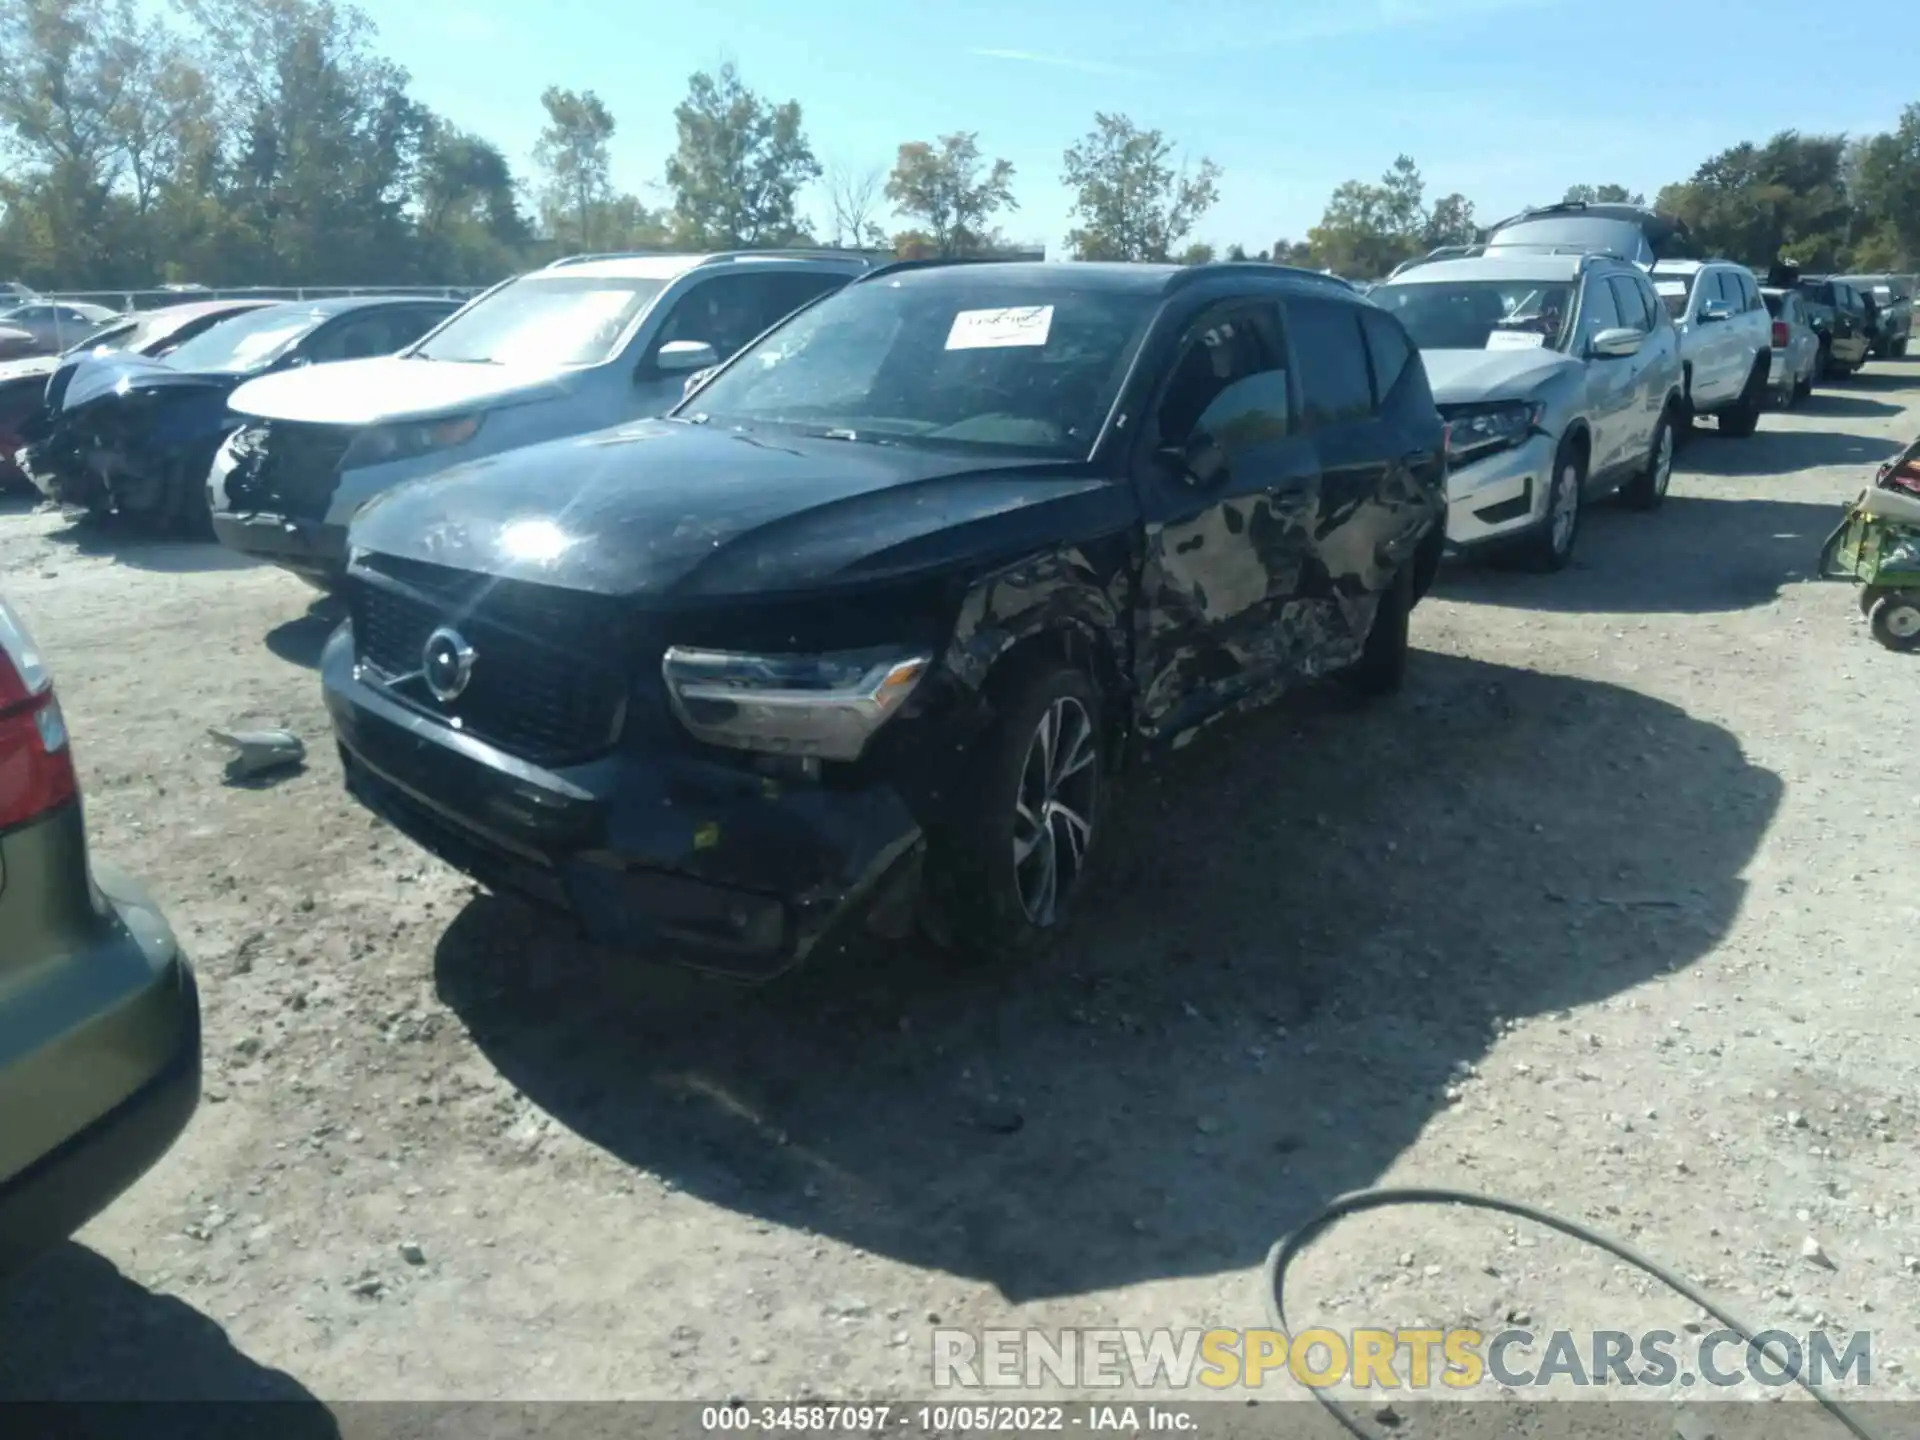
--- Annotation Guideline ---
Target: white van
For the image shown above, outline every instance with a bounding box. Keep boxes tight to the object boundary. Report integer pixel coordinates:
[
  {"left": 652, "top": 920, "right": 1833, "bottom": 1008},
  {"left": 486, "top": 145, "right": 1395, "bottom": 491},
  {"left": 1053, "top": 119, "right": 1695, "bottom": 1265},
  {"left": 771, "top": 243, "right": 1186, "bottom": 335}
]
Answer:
[{"left": 209, "top": 250, "right": 871, "bottom": 587}]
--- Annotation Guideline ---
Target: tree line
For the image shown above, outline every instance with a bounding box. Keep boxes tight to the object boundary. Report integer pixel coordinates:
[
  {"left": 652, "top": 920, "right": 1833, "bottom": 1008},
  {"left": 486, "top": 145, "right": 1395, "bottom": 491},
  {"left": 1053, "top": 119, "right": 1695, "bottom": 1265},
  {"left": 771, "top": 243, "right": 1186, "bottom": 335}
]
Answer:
[{"left": 2, "top": 0, "right": 1916, "bottom": 291}]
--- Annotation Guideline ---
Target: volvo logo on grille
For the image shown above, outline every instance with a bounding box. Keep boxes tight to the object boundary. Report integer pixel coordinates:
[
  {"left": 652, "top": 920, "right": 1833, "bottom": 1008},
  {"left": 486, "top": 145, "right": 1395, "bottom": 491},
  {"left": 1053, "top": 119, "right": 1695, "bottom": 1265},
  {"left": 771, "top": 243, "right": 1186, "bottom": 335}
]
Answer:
[{"left": 422, "top": 626, "right": 476, "bottom": 703}]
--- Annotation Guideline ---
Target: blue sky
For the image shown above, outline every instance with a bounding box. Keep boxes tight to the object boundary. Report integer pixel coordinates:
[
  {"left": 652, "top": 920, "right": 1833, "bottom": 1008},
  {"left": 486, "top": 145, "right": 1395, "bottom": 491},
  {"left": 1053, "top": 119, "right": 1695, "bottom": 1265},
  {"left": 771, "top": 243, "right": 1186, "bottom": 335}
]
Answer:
[{"left": 372, "top": 0, "right": 1916, "bottom": 256}]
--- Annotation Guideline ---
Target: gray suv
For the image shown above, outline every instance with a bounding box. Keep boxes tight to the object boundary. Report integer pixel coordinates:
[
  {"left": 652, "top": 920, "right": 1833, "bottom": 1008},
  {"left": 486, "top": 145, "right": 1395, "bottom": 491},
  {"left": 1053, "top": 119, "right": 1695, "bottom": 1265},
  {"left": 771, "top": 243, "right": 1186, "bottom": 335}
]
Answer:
[{"left": 1369, "top": 253, "right": 1684, "bottom": 571}]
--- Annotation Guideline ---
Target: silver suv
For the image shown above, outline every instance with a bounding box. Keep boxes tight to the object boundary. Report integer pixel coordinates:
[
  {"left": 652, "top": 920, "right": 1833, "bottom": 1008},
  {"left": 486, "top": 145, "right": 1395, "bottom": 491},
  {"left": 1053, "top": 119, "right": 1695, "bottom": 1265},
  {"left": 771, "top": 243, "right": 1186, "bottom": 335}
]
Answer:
[
  {"left": 211, "top": 249, "right": 872, "bottom": 588},
  {"left": 1648, "top": 260, "right": 1772, "bottom": 436},
  {"left": 1369, "top": 253, "right": 1684, "bottom": 571}
]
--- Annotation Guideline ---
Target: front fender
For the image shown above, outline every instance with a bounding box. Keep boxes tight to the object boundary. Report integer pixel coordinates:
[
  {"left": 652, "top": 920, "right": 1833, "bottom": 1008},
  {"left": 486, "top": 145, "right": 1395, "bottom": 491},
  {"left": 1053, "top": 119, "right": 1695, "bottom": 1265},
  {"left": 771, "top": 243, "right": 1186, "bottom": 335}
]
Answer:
[{"left": 938, "top": 540, "right": 1133, "bottom": 697}]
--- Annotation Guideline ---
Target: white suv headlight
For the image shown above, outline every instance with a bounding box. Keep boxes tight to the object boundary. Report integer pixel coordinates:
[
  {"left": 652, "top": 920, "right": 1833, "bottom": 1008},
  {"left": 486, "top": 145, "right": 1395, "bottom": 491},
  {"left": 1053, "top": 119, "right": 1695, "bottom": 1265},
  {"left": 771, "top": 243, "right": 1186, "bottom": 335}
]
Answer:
[{"left": 661, "top": 646, "right": 932, "bottom": 762}]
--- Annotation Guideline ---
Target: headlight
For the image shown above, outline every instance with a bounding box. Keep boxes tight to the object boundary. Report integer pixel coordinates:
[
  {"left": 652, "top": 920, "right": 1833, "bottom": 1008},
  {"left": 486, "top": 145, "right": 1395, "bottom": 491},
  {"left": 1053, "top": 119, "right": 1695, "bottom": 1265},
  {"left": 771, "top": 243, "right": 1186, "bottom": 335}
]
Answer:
[
  {"left": 1443, "top": 401, "right": 1543, "bottom": 463},
  {"left": 661, "top": 645, "right": 932, "bottom": 762},
  {"left": 341, "top": 413, "right": 484, "bottom": 470}
]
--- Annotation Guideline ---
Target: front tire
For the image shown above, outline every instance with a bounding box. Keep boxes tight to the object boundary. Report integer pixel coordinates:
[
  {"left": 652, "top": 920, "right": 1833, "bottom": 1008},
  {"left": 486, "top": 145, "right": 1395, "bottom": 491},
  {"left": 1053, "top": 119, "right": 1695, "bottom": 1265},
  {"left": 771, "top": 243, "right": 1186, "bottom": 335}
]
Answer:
[
  {"left": 1622, "top": 410, "right": 1675, "bottom": 511},
  {"left": 1521, "top": 439, "right": 1583, "bottom": 572},
  {"left": 1717, "top": 361, "right": 1767, "bottom": 438},
  {"left": 1340, "top": 565, "right": 1411, "bottom": 697},
  {"left": 1868, "top": 591, "right": 1920, "bottom": 652},
  {"left": 922, "top": 659, "right": 1104, "bottom": 962}
]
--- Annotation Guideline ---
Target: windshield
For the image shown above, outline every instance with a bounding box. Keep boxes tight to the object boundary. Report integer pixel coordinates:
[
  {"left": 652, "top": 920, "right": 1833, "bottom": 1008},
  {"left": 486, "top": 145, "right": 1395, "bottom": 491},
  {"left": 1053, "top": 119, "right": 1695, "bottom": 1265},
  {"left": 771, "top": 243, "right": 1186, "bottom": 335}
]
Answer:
[
  {"left": 162, "top": 306, "right": 322, "bottom": 374},
  {"left": 62, "top": 320, "right": 137, "bottom": 354},
  {"left": 678, "top": 277, "right": 1161, "bottom": 458},
  {"left": 411, "top": 274, "right": 667, "bottom": 366},
  {"left": 1368, "top": 279, "right": 1575, "bottom": 352}
]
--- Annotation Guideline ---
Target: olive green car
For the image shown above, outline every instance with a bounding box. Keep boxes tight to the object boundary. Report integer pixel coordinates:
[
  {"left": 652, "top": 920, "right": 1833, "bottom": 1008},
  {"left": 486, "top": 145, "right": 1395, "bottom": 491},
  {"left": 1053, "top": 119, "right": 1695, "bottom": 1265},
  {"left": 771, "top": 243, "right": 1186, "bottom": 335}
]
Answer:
[{"left": 0, "top": 595, "right": 200, "bottom": 1276}]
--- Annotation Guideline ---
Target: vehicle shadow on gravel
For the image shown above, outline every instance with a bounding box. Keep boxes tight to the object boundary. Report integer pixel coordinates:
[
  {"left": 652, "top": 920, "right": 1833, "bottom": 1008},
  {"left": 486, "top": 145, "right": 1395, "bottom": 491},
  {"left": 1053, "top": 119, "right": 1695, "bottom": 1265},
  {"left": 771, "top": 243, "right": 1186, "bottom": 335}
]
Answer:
[
  {"left": 0, "top": 1243, "right": 338, "bottom": 1434},
  {"left": 1680, "top": 428, "right": 1899, "bottom": 476},
  {"left": 433, "top": 651, "right": 1781, "bottom": 1302},
  {"left": 42, "top": 519, "right": 263, "bottom": 576},
  {"left": 1440, "top": 494, "right": 1849, "bottom": 613},
  {"left": 265, "top": 594, "right": 347, "bottom": 670},
  {"left": 1789, "top": 393, "right": 1905, "bottom": 420}
]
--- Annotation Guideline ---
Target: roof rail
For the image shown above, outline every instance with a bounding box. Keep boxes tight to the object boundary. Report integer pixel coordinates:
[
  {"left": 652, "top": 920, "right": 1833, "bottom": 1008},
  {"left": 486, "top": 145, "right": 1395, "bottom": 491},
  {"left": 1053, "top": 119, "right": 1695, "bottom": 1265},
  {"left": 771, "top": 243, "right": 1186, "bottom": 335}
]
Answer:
[
  {"left": 856, "top": 256, "right": 1020, "bottom": 283},
  {"left": 693, "top": 248, "right": 882, "bottom": 269},
  {"left": 1170, "top": 260, "right": 1364, "bottom": 295},
  {"left": 542, "top": 247, "right": 883, "bottom": 271}
]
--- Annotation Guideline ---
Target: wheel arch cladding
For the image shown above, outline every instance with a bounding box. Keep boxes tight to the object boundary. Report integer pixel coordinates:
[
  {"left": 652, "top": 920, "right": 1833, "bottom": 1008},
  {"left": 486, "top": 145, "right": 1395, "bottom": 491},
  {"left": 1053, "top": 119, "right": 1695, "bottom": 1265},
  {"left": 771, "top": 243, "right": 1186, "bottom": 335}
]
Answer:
[
  {"left": 1562, "top": 422, "right": 1592, "bottom": 470},
  {"left": 938, "top": 543, "right": 1131, "bottom": 743}
]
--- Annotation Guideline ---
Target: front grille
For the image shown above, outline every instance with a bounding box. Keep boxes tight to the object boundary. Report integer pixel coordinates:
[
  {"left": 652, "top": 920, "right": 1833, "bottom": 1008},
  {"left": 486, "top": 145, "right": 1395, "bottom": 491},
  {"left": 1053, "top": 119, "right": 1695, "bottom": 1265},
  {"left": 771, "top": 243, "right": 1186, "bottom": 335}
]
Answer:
[
  {"left": 349, "top": 557, "right": 631, "bottom": 765},
  {"left": 227, "top": 421, "right": 353, "bottom": 519}
]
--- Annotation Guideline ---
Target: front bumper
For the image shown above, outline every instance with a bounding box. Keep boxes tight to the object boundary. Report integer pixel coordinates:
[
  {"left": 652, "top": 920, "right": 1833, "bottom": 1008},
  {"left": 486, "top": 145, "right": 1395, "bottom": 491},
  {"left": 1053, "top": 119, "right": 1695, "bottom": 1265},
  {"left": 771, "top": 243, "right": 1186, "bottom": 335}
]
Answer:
[
  {"left": 209, "top": 510, "right": 348, "bottom": 584},
  {"left": 0, "top": 870, "right": 201, "bottom": 1275},
  {"left": 1442, "top": 431, "right": 1556, "bottom": 552},
  {"left": 322, "top": 627, "right": 923, "bottom": 978}
]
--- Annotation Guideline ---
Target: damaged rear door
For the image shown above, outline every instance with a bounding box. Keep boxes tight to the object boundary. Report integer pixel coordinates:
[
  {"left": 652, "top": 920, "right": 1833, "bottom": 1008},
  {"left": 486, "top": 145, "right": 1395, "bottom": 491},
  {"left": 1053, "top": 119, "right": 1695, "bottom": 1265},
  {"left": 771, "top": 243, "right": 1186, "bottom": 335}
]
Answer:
[{"left": 1130, "top": 296, "right": 1320, "bottom": 742}]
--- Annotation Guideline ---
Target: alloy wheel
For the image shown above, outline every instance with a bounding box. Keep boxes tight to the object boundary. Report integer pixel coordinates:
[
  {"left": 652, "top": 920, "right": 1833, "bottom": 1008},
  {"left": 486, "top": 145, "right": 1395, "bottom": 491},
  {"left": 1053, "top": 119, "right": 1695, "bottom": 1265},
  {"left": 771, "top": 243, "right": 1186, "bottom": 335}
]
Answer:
[
  {"left": 1652, "top": 425, "right": 1674, "bottom": 499},
  {"left": 1549, "top": 463, "right": 1580, "bottom": 557},
  {"left": 1011, "top": 696, "right": 1098, "bottom": 926}
]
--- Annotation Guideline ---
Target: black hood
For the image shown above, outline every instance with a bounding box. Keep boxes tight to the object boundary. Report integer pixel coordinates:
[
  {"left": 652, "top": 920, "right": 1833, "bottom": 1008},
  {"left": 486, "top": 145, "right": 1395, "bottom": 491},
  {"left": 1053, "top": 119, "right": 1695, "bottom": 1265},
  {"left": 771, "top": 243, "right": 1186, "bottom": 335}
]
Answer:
[
  {"left": 350, "top": 419, "right": 1136, "bottom": 601},
  {"left": 50, "top": 351, "right": 243, "bottom": 414}
]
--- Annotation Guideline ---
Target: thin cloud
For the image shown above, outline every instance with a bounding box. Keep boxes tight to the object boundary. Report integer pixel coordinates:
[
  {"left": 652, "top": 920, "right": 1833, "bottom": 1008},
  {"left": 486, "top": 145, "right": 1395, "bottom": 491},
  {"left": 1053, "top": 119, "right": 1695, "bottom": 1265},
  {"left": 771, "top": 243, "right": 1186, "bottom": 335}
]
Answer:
[
  {"left": 969, "top": 48, "right": 1154, "bottom": 81},
  {"left": 1156, "top": 0, "right": 1562, "bottom": 54}
]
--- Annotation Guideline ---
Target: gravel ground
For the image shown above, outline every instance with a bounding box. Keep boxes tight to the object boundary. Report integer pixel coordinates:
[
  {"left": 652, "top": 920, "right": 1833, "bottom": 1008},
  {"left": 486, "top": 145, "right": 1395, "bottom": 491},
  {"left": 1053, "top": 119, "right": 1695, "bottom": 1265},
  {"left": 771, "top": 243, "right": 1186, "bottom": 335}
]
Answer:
[{"left": 0, "top": 363, "right": 1916, "bottom": 1428}]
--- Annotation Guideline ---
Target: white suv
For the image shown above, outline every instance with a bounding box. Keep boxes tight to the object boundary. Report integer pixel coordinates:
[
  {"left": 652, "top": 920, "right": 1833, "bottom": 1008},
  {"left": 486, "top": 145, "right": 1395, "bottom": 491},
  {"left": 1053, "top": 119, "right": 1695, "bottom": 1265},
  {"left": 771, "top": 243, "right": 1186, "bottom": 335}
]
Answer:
[{"left": 1649, "top": 260, "right": 1773, "bottom": 437}]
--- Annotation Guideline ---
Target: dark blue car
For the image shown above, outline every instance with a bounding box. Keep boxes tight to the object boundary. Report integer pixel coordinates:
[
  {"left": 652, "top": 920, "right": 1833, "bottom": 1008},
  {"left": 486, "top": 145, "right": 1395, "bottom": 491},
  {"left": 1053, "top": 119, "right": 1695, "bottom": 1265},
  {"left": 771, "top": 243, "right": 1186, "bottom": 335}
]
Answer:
[{"left": 20, "top": 295, "right": 459, "bottom": 533}]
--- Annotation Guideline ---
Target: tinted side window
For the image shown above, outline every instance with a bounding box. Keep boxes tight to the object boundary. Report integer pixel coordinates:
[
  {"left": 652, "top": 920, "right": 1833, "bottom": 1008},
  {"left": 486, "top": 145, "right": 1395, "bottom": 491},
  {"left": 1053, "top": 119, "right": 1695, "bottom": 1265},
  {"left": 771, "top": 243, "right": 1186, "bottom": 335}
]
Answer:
[
  {"left": 1360, "top": 307, "right": 1414, "bottom": 402},
  {"left": 1637, "top": 279, "right": 1665, "bottom": 328},
  {"left": 1579, "top": 275, "right": 1623, "bottom": 339},
  {"left": 303, "top": 314, "right": 392, "bottom": 362},
  {"left": 1607, "top": 277, "right": 1648, "bottom": 330},
  {"left": 651, "top": 271, "right": 851, "bottom": 364},
  {"left": 388, "top": 307, "right": 453, "bottom": 349},
  {"left": 1157, "top": 304, "right": 1288, "bottom": 448},
  {"left": 1287, "top": 299, "right": 1373, "bottom": 427}
]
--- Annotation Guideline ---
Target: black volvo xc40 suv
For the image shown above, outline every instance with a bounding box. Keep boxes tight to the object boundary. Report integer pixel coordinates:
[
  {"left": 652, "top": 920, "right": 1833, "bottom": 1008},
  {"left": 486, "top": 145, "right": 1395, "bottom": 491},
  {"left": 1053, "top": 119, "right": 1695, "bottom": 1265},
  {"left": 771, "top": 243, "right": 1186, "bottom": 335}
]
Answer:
[{"left": 322, "top": 260, "right": 1449, "bottom": 977}]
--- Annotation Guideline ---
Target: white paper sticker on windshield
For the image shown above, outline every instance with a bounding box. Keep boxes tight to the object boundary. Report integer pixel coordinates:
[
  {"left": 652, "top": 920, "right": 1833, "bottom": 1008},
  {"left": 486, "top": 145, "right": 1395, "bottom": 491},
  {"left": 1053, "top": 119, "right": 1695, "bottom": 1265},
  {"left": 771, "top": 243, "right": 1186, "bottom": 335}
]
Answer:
[
  {"left": 946, "top": 305, "right": 1054, "bottom": 350},
  {"left": 1486, "top": 330, "right": 1546, "bottom": 350},
  {"left": 1654, "top": 281, "right": 1687, "bottom": 296}
]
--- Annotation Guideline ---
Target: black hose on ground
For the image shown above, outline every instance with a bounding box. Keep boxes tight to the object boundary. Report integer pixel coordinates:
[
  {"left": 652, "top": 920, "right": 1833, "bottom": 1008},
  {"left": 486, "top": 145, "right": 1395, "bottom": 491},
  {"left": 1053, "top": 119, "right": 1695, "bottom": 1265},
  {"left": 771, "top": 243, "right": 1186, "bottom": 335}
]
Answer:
[{"left": 1261, "top": 1186, "right": 1886, "bottom": 1440}]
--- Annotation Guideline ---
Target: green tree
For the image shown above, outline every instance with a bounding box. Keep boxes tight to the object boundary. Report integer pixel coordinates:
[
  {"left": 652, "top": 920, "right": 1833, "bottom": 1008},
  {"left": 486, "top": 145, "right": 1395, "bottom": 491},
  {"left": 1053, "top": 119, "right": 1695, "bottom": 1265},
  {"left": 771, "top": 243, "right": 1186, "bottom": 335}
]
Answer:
[
  {"left": 1305, "top": 155, "right": 1448, "bottom": 276},
  {"left": 664, "top": 63, "right": 819, "bottom": 248},
  {"left": 1422, "top": 192, "right": 1477, "bottom": 248},
  {"left": 181, "top": 0, "right": 432, "bottom": 282},
  {"left": 1852, "top": 106, "right": 1920, "bottom": 268},
  {"left": 1176, "top": 240, "right": 1215, "bottom": 265},
  {"left": 884, "top": 132, "right": 1016, "bottom": 256},
  {"left": 1654, "top": 131, "right": 1853, "bottom": 270},
  {"left": 1562, "top": 183, "right": 1646, "bottom": 206},
  {"left": 1060, "top": 112, "right": 1220, "bottom": 262},
  {"left": 533, "top": 85, "right": 613, "bottom": 253}
]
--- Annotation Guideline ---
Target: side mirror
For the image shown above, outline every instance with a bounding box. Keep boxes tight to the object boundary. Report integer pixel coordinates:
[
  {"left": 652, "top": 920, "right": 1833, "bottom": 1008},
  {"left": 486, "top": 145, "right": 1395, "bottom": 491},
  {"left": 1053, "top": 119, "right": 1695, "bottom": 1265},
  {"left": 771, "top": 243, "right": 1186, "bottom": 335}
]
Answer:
[
  {"left": 652, "top": 339, "right": 719, "bottom": 377},
  {"left": 1591, "top": 327, "right": 1645, "bottom": 359},
  {"left": 1157, "top": 431, "right": 1229, "bottom": 487},
  {"left": 1698, "top": 300, "right": 1733, "bottom": 324}
]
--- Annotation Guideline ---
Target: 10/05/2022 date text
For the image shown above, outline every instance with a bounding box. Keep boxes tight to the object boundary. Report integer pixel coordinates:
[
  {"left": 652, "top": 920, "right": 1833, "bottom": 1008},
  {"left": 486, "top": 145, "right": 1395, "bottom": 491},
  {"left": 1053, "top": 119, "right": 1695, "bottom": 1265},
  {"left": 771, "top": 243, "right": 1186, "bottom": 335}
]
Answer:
[{"left": 700, "top": 1403, "right": 1201, "bottom": 1433}]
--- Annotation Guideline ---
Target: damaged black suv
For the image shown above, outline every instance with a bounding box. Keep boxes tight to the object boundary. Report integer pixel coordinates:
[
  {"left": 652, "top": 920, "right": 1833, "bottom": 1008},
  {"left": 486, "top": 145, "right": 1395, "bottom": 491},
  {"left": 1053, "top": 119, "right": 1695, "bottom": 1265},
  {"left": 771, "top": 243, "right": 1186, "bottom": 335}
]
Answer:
[{"left": 323, "top": 260, "right": 1447, "bottom": 976}]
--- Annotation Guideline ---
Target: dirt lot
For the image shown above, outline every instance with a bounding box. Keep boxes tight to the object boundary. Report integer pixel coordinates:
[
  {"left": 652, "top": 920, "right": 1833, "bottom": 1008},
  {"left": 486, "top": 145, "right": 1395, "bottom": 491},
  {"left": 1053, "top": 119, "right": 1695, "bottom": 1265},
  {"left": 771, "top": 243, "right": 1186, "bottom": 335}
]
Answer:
[{"left": 1, "top": 364, "right": 1917, "bottom": 1425}]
